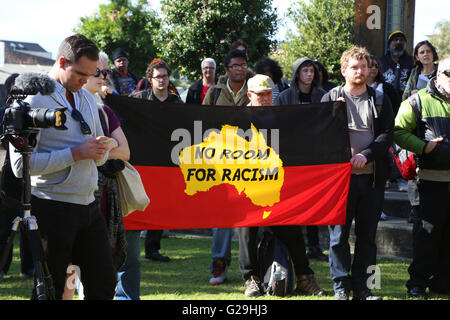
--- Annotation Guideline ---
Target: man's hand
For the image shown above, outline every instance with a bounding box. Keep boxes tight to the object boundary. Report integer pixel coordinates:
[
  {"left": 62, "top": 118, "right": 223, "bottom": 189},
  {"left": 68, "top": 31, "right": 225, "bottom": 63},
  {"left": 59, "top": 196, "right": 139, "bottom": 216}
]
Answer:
[
  {"left": 71, "top": 136, "right": 110, "bottom": 161},
  {"left": 424, "top": 137, "right": 444, "bottom": 154},
  {"left": 350, "top": 153, "right": 367, "bottom": 168}
]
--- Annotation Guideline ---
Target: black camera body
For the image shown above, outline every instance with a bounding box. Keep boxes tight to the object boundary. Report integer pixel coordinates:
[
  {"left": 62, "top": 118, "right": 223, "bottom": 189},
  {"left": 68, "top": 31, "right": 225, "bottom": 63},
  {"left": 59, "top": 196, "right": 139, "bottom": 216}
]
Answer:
[{"left": 3, "top": 99, "right": 67, "bottom": 136}]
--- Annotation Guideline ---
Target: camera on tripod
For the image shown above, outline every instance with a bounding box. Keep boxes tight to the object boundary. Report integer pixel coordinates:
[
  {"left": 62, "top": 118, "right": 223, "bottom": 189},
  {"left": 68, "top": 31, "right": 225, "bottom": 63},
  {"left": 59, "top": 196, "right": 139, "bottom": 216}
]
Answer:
[
  {"left": 2, "top": 72, "right": 67, "bottom": 152},
  {"left": 3, "top": 99, "right": 66, "bottom": 135}
]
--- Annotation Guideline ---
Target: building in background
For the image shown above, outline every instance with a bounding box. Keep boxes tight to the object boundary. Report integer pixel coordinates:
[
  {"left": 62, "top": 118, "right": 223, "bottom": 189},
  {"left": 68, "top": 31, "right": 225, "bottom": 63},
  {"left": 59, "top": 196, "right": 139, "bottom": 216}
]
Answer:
[{"left": 0, "top": 40, "right": 54, "bottom": 103}]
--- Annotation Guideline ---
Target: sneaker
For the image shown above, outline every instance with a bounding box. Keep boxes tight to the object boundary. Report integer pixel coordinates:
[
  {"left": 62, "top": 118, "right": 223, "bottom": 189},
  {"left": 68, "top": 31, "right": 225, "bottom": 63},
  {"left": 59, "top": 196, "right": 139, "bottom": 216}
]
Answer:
[
  {"left": 307, "top": 246, "right": 329, "bottom": 262},
  {"left": 296, "top": 274, "right": 326, "bottom": 296},
  {"left": 209, "top": 260, "right": 227, "bottom": 285},
  {"left": 380, "top": 212, "right": 394, "bottom": 221},
  {"left": 244, "top": 275, "right": 262, "bottom": 297},
  {"left": 146, "top": 251, "right": 170, "bottom": 262},
  {"left": 353, "top": 289, "right": 382, "bottom": 300},
  {"left": 408, "top": 287, "right": 428, "bottom": 299},
  {"left": 334, "top": 290, "right": 350, "bottom": 300}
]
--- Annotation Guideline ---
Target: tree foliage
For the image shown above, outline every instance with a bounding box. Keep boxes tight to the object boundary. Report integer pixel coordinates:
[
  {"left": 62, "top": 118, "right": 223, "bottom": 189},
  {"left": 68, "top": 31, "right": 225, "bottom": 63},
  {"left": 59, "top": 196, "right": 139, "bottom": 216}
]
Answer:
[
  {"left": 429, "top": 20, "right": 450, "bottom": 58},
  {"left": 275, "top": 0, "right": 354, "bottom": 84},
  {"left": 158, "top": 0, "right": 278, "bottom": 79},
  {"left": 73, "top": 0, "right": 160, "bottom": 77}
]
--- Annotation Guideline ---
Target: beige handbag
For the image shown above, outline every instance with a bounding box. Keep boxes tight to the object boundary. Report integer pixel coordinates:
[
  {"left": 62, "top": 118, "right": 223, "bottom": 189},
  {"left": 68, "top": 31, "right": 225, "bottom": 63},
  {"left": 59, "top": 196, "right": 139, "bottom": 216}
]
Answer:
[
  {"left": 117, "top": 161, "right": 150, "bottom": 216},
  {"left": 98, "top": 103, "right": 149, "bottom": 216}
]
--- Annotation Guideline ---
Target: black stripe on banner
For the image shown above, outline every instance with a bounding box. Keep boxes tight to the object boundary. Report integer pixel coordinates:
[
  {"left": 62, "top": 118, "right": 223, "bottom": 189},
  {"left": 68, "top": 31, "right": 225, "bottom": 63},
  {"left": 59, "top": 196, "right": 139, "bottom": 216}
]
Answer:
[{"left": 105, "top": 95, "right": 351, "bottom": 167}]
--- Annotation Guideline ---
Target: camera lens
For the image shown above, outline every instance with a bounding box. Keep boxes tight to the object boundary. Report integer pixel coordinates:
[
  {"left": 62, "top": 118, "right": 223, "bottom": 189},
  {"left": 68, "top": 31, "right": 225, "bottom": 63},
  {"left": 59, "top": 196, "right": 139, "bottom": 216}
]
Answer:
[{"left": 27, "top": 107, "right": 67, "bottom": 129}]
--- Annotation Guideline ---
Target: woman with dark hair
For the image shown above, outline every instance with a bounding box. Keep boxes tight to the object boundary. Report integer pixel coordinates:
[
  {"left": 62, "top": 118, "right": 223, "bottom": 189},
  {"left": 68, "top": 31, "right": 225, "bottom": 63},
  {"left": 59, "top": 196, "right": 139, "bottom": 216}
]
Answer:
[
  {"left": 366, "top": 55, "right": 401, "bottom": 115},
  {"left": 312, "top": 60, "right": 336, "bottom": 92},
  {"left": 402, "top": 40, "right": 439, "bottom": 100},
  {"left": 254, "top": 58, "right": 289, "bottom": 103}
]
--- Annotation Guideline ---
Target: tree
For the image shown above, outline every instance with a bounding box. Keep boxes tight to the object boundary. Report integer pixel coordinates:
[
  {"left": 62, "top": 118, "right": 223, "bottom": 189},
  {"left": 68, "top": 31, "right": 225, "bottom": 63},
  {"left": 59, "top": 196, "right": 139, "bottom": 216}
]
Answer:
[
  {"left": 157, "top": 0, "right": 278, "bottom": 79},
  {"left": 73, "top": 0, "right": 161, "bottom": 77},
  {"left": 429, "top": 20, "right": 450, "bottom": 58},
  {"left": 275, "top": 0, "right": 354, "bottom": 84}
]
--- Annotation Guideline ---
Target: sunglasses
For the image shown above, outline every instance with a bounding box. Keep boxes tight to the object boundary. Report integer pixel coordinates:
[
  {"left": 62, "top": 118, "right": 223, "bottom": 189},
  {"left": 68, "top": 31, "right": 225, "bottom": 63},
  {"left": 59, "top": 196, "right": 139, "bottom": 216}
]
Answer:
[
  {"left": 443, "top": 69, "right": 450, "bottom": 77},
  {"left": 71, "top": 108, "right": 92, "bottom": 135},
  {"left": 93, "top": 68, "right": 111, "bottom": 80}
]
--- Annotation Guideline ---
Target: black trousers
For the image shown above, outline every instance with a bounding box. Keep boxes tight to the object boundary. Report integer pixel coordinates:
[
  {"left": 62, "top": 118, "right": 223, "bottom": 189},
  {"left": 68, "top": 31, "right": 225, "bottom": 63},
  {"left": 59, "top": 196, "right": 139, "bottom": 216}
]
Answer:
[
  {"left": 237, "top": 226, "right": 313, "bottom": 281},
  {"left": 145, "top": 230, "right": 163, "bottom": 255},
  {"left": 31, "top": 196, "right": 117, "bottom": 300},
  {"left": 305, "top": 226, "right": 320, "bottom": 248},
  {"left": 407, "top": 180, "right": 450, "bottom": 290}
]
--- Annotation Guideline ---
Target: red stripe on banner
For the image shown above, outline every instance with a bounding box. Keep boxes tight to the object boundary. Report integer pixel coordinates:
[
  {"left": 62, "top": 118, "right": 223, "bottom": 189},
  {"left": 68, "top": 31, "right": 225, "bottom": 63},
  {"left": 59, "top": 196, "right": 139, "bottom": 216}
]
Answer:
[{"left": 124, "top": 163, "right": 351, "bottom": 230}]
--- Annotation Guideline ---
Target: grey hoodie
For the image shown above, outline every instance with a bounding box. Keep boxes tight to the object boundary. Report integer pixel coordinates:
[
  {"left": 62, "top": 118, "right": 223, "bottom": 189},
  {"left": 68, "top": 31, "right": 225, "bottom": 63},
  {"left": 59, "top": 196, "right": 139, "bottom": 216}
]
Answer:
[
  {"left": 274, "top": 58, "right": 326, "bottom": 105},
  {"left": 9, "top": 79, "right": 108, "bottom": 205}
]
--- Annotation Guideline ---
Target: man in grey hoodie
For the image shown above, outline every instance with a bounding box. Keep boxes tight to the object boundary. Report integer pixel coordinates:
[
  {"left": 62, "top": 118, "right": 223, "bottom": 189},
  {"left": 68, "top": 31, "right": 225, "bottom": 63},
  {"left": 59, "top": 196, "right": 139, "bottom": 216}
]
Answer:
[
  {"left": 274, "top": 58, "right": 329, "bottom": 262},
  {"left": 9, "top": 34, "right": 118, "bottom": 300},
  {"left": 274, "top": 58, "right": 327, "bottom": 105}
]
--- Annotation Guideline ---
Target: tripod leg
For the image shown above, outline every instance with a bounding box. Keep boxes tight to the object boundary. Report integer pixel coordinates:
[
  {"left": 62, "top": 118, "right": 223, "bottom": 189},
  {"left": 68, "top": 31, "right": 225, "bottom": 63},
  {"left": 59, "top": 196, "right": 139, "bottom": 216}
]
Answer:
[
  {"left": 0, "top": 217, "right": 21, "bottom": 275},
  {"left": 24, "top": 217, "right": 55, "bottom": 300}
]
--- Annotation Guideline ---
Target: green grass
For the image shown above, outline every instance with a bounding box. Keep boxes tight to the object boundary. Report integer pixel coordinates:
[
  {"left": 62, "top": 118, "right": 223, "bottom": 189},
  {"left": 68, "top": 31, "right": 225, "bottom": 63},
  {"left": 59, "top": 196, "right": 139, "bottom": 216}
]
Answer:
[{"left": 1, "top": 234, "right": 449, "bottom": 300}]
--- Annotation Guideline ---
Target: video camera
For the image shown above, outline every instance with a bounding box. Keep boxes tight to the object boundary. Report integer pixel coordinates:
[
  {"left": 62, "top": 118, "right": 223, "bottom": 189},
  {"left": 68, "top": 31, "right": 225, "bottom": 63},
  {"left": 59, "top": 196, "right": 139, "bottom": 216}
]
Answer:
[{"left": 2, "top": 72, "right": 67, "bottom": 152}]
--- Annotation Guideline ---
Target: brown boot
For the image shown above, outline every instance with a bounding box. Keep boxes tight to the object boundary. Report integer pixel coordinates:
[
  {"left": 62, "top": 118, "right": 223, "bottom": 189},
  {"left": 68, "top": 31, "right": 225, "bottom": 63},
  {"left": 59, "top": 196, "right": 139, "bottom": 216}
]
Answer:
[{"left": 296, "top": 274, "right": 326, "bottom": 296}]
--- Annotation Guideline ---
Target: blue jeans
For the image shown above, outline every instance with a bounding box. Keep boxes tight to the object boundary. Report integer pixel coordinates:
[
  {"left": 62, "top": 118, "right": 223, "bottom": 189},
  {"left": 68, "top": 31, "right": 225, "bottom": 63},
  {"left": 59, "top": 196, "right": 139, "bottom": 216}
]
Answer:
[
  {"left": 328, "top": 174, "right": 384, "bottom": 293},
  {"left": 115, "top": 230, "right": 141, "bottom": 300},
  {"left": 210, "top": 228, "right": 232, "bottom": 272}
]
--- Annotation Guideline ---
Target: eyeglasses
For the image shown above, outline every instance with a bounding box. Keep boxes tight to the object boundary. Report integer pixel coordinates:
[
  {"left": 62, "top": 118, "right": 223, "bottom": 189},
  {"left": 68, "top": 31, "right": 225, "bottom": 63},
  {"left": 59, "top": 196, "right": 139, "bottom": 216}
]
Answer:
[
  {"left": 227, "top": 63, "right": 247, "bottom": 70},
  {"left": 202, "top": 67, "right": 215, "bottom": 70},
  {"left": 152, "top": 74, "right": 169, "bottom": 81},
  {"left": 93, "top": 68, "right": 111, "bottom": 80},
  {"left": 71, "top": 108, "right": 92, "bottom": 135}
]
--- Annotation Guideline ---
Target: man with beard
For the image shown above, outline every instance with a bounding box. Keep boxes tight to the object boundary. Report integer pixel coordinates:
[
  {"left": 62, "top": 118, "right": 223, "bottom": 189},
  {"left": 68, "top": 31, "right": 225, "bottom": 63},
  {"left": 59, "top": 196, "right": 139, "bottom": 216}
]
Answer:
[
  {"left": 321, "top": 46, "right": 394, "bottom": 300},
  {"left": 380, "top": 31, "right": 414, "bottom": 98},
  {"left": 110, "top": 48, "right": 139, "bottom": 96}
]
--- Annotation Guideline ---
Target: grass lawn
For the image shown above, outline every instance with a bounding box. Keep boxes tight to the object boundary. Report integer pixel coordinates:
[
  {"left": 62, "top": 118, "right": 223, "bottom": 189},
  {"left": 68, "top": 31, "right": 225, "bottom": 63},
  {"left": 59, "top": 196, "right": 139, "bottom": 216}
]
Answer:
[{"left": 0, "top": 233, "right": 449, "bottom": 300}]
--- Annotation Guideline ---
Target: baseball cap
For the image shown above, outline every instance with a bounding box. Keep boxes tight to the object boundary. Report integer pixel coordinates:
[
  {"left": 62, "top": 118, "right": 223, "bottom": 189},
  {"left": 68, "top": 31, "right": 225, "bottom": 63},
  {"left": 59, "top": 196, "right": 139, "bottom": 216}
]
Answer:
[
  {"left": 388, "top": 30, "right": 406, "bottom": 44},
  {"left": 247, "top": 74, "right": 275, "bottom": 93}
]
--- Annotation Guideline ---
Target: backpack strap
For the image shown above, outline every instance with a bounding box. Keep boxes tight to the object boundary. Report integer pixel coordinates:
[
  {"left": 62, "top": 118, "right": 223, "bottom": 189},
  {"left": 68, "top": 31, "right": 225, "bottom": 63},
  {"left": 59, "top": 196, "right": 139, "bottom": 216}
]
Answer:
[
  {"left": 409, "top": 92, "right": 422, "bottom": 121},
  {"left": 330, "top": 86, "right": 344, "bottom": 101},
  {"left": 409, "top": 92, "right": 424, "bottom": 138},
  {"left": 210, "top": 87, "right": 222, "bottom": 105}
]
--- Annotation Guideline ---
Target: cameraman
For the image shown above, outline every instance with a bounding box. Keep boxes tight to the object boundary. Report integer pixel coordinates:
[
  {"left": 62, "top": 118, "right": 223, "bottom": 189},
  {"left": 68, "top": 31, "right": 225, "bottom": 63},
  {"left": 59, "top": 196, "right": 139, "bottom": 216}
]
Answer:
[{"left": 9, "top": 35, "right": 117, "bottom": 300}]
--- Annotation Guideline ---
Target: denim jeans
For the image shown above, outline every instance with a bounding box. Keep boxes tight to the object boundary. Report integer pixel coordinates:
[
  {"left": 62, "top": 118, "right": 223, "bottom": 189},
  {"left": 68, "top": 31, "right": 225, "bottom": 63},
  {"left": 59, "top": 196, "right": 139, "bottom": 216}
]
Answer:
[
  {"left": 210, "top": 228, "right": 232, "bottom": 272},
  {"left": 115, "top": 230, "right": 141, "bottom": 300},
  {"left": 328, "top": 174, "right": 384, "bottom": 293}
]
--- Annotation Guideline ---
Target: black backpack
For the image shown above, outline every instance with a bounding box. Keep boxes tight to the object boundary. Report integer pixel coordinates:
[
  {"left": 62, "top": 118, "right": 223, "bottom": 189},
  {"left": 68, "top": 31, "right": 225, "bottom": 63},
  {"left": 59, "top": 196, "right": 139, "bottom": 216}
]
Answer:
[{"left": 257, "top": 230, "right": 296, "bottom": 296}]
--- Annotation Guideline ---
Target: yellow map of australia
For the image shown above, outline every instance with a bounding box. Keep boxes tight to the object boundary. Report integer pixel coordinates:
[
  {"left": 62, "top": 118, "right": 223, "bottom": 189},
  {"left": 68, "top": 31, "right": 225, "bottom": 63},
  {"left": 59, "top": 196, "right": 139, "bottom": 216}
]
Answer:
[{"left": 179, "top": 124, "right": 284, "bottom": 209}]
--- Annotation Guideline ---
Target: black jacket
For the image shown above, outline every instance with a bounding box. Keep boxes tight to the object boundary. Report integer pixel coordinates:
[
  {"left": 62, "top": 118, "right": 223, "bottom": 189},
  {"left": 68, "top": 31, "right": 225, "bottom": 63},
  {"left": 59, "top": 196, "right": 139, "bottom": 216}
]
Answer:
[
  {"left": 321, "top": 85, "right": 394, "bottom": 188},
  {"left": 380, "top": 51, "right": 413, "bottom": 96},
  {"left": 186, "top": 78, "right": 218, "bottom": 104},
  {"left": 130, "top": 89, "right": 183, "bottom": 103}
]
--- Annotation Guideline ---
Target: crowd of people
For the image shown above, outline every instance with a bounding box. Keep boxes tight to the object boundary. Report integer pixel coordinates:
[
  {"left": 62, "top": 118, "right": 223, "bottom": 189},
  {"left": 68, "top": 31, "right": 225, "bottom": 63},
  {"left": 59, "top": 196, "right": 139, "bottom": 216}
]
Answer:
[{"left": 0, "top": 29, "right": 449, "bottom": 301}]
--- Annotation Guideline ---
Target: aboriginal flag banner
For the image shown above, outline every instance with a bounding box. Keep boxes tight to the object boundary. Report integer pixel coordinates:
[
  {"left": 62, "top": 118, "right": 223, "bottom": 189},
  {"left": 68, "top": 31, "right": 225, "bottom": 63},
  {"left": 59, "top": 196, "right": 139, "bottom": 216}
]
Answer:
[{"left": 105, "top": 95, "right": 352, "bottom": 230}]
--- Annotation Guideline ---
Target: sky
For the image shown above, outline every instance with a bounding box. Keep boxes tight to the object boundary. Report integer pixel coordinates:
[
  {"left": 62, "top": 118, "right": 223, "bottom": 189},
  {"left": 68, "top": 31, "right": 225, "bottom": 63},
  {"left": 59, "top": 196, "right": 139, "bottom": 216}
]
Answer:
[{"left": 0, "top": 0, "right": 448, "bottom": 59}]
